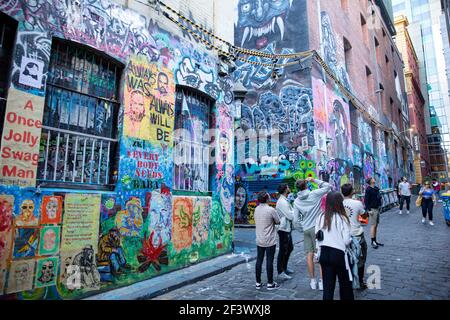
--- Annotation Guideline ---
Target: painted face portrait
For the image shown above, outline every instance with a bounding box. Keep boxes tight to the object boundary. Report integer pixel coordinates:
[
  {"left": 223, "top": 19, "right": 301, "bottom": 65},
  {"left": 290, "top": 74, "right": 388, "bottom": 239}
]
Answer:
[
  {"left": 235, "top": 187, "right": 247, "bottom": 211},
  {"left": 18, "top": 200, "right": 36, "bottom": 225},
  {"left": 157, "top": 73, "right": 169, "bottom": 95},
  {"left": 14, "top": 262, "right": 29, "bottom": 286},
  {"left": 129, "top": 90, "right": 146, "bottom": 122},
  {"left": 219, "top": 135, "right": 230, "bottom": 155},
  {"left": 43, "top": 229, "right": 56, "bottom": 251},
  {"left": 236, "top": 0, "right": 293, "bottom": 48},
  {"left": 220, "top": 183, "right": 233, "bottom": 214},
  {"left": 45, "top": 198, "right": 59, "bottom": 220},
  {"left": 39, "top": 260, "right": 55, "bottom": 283}
]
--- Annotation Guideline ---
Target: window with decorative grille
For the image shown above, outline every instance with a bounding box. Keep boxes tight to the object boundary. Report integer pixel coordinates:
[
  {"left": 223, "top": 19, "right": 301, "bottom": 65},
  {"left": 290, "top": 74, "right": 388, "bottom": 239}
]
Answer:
[
  {"left": 173, "top": 86, "right": 213, "bottom": 193},
  {"left": 37, "top": 39, "right": 122, "bottom": 190}
]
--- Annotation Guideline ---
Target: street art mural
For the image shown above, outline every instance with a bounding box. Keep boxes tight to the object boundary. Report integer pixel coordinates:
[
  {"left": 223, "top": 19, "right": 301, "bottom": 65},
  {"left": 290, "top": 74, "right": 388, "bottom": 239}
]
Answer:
[
  {"left": 320, "top": 11, "right": 352, "bottom": 92},
  {"left": 235, "top": 0, "right": 294, "bottom": 49},
  {"left": 363, "top": 153, "right": 375, "bottom": 180},
  {"left": 234, "top": 180, "right": 249, "bottom": 225},
  {"left": 359, "top": 116, "right": 373, "bottom": 154},
  {"left": 0, "top": 0, "right": 234, "bottom": 299}
]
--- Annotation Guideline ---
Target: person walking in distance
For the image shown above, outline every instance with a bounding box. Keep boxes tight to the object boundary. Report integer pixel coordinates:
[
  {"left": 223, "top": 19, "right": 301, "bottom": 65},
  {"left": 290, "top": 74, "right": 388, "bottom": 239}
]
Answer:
[
  {"left": 254, "top": 192, "right": 281, "bottom": 290},
  {"left": 293, "top": 177, "right": 332, "bottom": 290},
  {"left": 276, "top": 184, "right": 294, "bottom": 280},
  {"left": 419, "top": 181, "right": 437, "bottom": 226},
  {"left": 364, "top": 178, "right": 384, "bottom": 249},
  {"left": 315, "top": 192, "right": 354, "bottom": 300},
  {"left": 341, "top": 184, "right": 368, "bottom": 290},
  {"left": 398, "top": 177, "right": 412, "bottom": 215}
]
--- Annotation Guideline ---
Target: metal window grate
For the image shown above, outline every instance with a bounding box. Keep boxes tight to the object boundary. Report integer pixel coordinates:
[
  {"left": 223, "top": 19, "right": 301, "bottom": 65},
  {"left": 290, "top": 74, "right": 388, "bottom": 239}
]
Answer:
[
  {"left": 173, "top": 87, "right": 213, "bottom": 193},
  {"left": 37, "top": 39, "right": 121, "bottom": 188}
]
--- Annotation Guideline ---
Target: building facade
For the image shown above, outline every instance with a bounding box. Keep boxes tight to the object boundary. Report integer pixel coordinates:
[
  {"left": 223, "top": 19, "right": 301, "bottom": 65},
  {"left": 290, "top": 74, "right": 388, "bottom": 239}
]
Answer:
[
  {"left": 394, "top": 15, "right": 431, "bottom": 183},
  {"left": 393, "top": 0, "right": 450, "bottom": 181},
  {"left": 0, "top": 0, "right": 236, "bottom": 299},
  {"left": 233, "top": 0, "right": 413, "bottom": 226}
]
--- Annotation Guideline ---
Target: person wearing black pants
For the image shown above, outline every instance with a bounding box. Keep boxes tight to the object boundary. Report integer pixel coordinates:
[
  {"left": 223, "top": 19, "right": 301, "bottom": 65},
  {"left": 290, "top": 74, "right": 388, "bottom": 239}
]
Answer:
[
  {"left": 320, "top": 246, "right": 354, "bottom": 300},
  {"left": 422, "top": 198, "right": 434, "bottom": 221},
  {"left": 275, "top": 184, "right": 294, "bottom": 280},
  {"left": 254, "top": 192, "right": 281, "bottom": 290},
  {"left": 419, "top": 181, "right": 437, "bottom": 226},
  {"left": 277, "top": 230, "right": 293, "bottom": 276},
  {"left": 255, "top": 245, "right": 276, "bottom": 286},
  {"left": 316, "top": 192, "right": 354, "bottom": 300}
]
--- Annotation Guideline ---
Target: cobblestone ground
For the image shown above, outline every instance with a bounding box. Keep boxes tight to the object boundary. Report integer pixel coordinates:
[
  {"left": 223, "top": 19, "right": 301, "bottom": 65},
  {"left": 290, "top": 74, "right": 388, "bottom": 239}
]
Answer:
[{"left": 153, "top": 201, "right": 450, "bottom": 300}]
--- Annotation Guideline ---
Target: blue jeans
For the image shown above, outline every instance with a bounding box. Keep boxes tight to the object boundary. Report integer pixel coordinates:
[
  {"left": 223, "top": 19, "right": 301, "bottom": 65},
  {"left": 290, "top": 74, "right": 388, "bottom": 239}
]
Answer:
[{"left": 110, "top": 247, "right": 127, "bottom": 272}]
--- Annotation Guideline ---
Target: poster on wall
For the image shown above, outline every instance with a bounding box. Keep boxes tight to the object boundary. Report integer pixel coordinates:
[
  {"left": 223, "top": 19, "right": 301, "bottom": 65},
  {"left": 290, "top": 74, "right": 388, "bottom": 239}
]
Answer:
[
  {"left": 6, "top": 259, "right": 36, "bottom": 294},
  {"left": 40, "top": 196, "right": 63, "bottom": 225},
  {"left": 192, "top": 197, "right": 211, "bottom": 245},
  {"left": 18, "top": 57, "right": 45, "bottom": 89},
  {"left": 172, "top": 197, "right": 193, "bottom": 252},
  {"left": 0, "top": 87, "right": 45, "bottom": 187},
  {"left": 38, "top": 226, "right": 61, "bottom": 256},
  {"left": 60, "top": 194, "right": 101, "bottom": 291},
  {"left": 35, "top": 256, "right": 58, "bottom": 288},
  {"left": 123, "top": 55, "right": 175, "bottom": 144},
  {"left": 13, "top": 228, "right": 39, "bottom": 259},
  {"left": 0, "top": 195, "right": 14, "bottom": 267}
]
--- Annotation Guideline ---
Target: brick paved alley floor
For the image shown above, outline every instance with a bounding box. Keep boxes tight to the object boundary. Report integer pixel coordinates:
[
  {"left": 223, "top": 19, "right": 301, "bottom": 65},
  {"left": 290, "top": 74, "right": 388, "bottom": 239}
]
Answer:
[{"left": 153, "top": 200, "right": 450, "bottom": 300}]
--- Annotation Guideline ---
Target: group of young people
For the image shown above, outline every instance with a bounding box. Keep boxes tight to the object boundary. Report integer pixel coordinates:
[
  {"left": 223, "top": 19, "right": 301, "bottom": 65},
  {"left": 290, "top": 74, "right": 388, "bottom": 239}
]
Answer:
[{"left": 254, "top": 177, "right": 385, "bottom": 300}]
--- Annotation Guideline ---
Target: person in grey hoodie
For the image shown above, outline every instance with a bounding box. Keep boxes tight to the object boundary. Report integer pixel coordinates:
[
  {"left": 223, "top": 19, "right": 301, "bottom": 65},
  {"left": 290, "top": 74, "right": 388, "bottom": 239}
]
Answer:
[{"left": 293, "top": 177, "right": 332, "bottom": 290}]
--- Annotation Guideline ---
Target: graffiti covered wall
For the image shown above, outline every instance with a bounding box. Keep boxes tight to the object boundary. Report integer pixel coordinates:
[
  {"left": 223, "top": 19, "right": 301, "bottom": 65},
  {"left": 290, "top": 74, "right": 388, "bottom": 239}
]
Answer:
[{"left": 0, "top": 0, "right": 234, "bottom": 299}]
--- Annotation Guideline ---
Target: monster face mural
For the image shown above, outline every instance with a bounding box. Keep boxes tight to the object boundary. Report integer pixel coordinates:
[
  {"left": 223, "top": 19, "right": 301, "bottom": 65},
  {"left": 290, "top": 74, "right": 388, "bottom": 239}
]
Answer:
[{"left": 236, "top": 0, "right": 293, "bottom": 48}]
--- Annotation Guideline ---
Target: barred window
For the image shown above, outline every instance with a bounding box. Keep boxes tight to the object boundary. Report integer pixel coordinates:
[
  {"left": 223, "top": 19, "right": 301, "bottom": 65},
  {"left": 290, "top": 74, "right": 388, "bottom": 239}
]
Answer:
[
  {"left": 173, "top": 87, "right": 213, "bottom": 193},
  {"left": 37, "top": 39, "right": 122, "bottom": 189}
]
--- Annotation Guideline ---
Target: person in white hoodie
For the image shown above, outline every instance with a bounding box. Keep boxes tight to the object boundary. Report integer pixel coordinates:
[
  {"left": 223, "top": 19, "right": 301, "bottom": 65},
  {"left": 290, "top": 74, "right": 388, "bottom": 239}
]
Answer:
[
  {"left": 293, "top": 177, "right": 331, "bottom": 290},
  {"left": 276, "top": 183, "right": 294, "bottom": 280},
  {"left": 315, "top": 192, "right": 354, "bottom": 300}
]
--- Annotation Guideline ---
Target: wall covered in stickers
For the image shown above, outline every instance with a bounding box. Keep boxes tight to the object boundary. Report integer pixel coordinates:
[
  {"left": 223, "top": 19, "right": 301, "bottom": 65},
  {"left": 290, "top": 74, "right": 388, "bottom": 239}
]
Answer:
[{"left": 0, "top": 0, "right": 234, "bottom": 299}]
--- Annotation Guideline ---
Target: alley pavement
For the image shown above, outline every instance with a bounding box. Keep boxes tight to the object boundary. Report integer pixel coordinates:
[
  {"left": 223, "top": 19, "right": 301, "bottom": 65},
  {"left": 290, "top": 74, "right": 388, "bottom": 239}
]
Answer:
[{"left": 153, "top": 200, "right": 450, "bottom": 300}]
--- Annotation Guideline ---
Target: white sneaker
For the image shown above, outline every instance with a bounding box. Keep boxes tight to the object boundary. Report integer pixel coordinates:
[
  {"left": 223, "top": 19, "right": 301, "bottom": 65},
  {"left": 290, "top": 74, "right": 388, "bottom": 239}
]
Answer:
[
  {"left": 429, "top": 221, "right": 435, "bottom": 226},
  {"left": 310, "top": 278, "right": 317, "bottom": 290},
  {"left": 407, "top": 211, "right": 410, "bottom": 214},
  {"left": 278, "top": 272, "right": 292, "bottom": 280},
  {"left": 422, "top": 218, "right": 426, "bottom": 224},
  {"left": 398, "top": 210, "right": 403, "bottom": 215},
  {"left": 318, "top": 279, "right": 323, "bottom": 291}
]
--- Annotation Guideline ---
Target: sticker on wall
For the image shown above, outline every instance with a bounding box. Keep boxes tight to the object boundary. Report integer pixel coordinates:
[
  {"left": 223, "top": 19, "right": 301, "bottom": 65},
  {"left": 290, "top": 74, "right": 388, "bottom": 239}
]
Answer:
[
  {"left": 0, "top": 88, "right": 45, "bottom": 187},
  {"left": 35, "top": 256, "right": 58, "bottom": 288},
  {"left": 40, "top": 196, "right": 63, "bottom": 225},
  {"left": 172, "top": 197, "right": 193, "bottom": 252},
  {"left": 6, "top": 259, "right": 35, "bottom": 294},
  {"left": 13, "top": 228, "right": 39, "bottom": 259},
  {"left": 38, "top": 226, "right": 61, "bottom": 256},
  {"left": 18, "top": 56, "right": 45, "bottom": 89}
]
